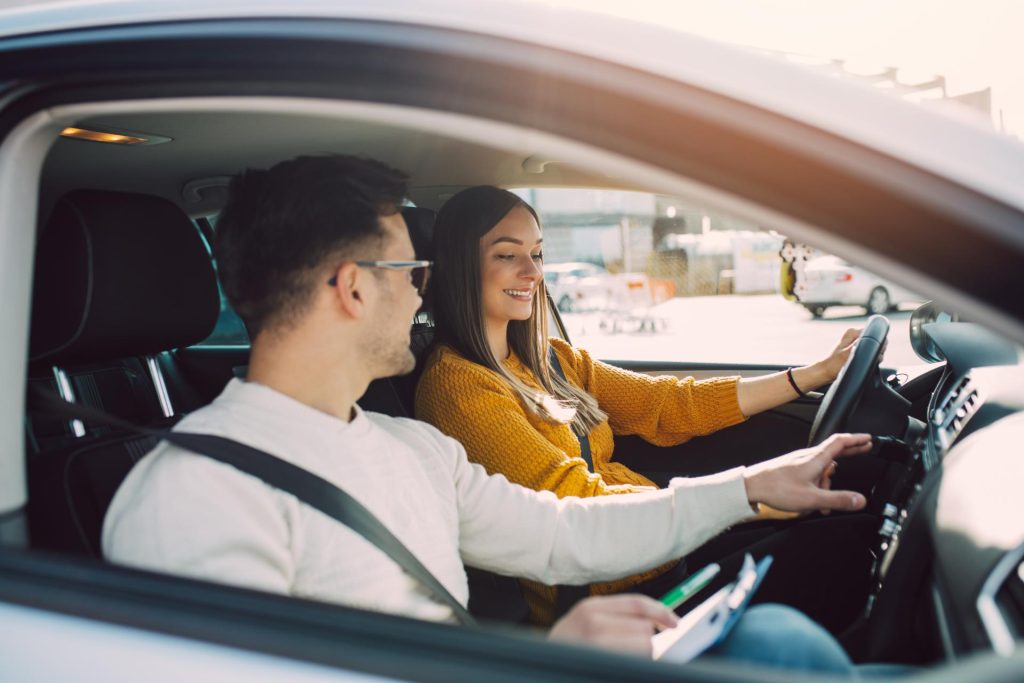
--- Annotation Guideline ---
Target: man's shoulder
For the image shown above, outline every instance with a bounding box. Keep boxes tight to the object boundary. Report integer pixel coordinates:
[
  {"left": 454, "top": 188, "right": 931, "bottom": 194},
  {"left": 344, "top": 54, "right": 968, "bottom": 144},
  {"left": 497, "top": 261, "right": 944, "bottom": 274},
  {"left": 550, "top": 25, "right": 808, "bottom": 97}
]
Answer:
[
  {"left": 111, "top": 393, "right": 286, "bottom": 507},
  {"left": 362, "top": 410, "right": 453, "bottom": 445},
  {"left": 360, "top": 410, "right": 470, "bottom": 468},
  {"left": 114, "top": 433, "right": 276, "bottom": 504}
]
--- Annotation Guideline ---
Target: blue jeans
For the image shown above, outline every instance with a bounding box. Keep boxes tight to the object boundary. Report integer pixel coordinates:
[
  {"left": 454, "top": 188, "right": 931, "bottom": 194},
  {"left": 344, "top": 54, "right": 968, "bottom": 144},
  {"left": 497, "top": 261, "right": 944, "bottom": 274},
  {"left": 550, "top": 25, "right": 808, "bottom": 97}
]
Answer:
[{"left": 704, "top": 604, "right": 855, "bottom": 676}]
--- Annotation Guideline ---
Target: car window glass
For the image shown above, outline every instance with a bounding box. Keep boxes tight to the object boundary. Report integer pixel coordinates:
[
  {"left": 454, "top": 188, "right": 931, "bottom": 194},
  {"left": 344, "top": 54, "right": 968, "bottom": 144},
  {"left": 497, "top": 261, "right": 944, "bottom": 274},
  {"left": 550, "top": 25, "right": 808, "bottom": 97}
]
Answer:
[
  {"left": 512, "top": 188, "right": 925, "bottom": 367},
  {"left": 190, "top": 216, "right": 250, "bottom": 348}
]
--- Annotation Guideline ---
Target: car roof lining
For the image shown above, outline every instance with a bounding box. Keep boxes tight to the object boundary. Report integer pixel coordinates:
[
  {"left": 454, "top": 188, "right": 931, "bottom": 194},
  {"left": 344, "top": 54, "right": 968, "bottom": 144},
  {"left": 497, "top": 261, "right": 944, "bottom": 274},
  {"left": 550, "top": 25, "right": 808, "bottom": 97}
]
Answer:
[
  {"left": 41, "top": 99, "right": 657, "bottom": 217},
  {"left": 36, "top": 95, "right": 863, "bottom": 244},
  {"left": 36, "top": 95, "right": 987, "bottom": 314}
]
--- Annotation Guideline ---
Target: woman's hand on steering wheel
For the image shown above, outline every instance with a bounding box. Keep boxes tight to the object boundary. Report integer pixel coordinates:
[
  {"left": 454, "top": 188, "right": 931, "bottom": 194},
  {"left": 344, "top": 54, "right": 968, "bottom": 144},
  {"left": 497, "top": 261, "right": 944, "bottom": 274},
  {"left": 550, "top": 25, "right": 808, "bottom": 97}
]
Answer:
[
  {"left": 808, "top": 315, "right": 891, "bottom": 446},
  {"left": 816, "top": 328, "right": 862, "bottom": 383}
]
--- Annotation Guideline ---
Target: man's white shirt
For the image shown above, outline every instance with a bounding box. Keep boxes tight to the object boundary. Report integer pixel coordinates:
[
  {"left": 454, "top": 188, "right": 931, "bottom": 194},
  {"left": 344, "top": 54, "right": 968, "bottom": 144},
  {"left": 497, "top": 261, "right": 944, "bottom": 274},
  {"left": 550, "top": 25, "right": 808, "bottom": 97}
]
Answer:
[{"left": 103, "top": 379, "right": 754, "bottom": 622}]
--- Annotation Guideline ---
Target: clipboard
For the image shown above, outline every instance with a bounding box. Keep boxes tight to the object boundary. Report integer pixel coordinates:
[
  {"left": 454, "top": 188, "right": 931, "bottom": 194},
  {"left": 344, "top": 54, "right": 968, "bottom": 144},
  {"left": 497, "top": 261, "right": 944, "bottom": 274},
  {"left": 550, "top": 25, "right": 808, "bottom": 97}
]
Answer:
[{"left": 651, "top": 554, "right": 773, "bottom": 663}]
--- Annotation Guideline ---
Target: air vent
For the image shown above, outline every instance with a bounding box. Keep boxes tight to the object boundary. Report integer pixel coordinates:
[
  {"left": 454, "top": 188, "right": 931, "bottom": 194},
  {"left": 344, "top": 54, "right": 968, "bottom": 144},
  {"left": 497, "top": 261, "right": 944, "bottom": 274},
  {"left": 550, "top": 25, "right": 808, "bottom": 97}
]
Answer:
[
  {"left": 978, "top": 543, "right": 1024, "bottom": 656},
  {"left": 934, "top": 376, "right": 981, "bottom": 450}
]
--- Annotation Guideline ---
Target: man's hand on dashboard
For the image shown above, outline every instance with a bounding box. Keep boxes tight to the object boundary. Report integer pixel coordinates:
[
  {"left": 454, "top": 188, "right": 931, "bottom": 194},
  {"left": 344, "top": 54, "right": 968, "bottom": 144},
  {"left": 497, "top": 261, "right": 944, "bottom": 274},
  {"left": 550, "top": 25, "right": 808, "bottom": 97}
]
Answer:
[{"left": 743, "top": 433, "right": 871, "bottom": 514}]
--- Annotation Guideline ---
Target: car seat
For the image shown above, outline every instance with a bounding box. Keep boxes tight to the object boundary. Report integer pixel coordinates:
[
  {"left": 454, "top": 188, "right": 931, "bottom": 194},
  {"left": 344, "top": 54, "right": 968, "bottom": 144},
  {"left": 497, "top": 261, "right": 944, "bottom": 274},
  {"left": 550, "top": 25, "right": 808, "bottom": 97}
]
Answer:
[{"left": 26, "top": 189, "right": 219, "bottom": 556}]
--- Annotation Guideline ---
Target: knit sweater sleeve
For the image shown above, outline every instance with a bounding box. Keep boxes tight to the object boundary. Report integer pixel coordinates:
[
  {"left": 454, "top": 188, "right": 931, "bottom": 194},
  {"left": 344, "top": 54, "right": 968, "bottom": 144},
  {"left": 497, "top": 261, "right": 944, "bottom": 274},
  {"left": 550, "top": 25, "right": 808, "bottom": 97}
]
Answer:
[
  {"left": 415, "top": 350, "right": 645, "bottom": 498},
  {"left": 550, "top": 338, "right": 747, "bottom": 447}
]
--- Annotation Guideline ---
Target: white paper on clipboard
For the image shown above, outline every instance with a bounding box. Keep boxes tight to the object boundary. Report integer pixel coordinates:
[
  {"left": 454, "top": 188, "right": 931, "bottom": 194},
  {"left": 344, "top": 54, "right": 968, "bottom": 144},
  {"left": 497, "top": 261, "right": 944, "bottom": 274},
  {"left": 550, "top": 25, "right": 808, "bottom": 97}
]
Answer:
[{"left": 651, "top": 554, "right": 772, "bottom": 663}]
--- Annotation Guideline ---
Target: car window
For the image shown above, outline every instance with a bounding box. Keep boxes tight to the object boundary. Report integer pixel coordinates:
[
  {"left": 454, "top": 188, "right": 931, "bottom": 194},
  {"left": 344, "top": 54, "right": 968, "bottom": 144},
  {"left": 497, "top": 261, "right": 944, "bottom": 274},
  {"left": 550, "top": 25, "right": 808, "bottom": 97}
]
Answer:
[
  {"left": 190, "top": 217, "right": 250, "bottom": 348},
  {"left": 514, "top": 188, "right": 926, "bottom": 366}
]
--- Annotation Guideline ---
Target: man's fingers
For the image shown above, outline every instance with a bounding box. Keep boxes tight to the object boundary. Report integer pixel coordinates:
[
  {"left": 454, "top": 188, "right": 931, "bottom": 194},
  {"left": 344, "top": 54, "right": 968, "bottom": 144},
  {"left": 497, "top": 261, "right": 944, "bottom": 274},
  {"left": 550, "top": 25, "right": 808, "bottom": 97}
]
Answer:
[
  {"left": 810, "top": 488, "right": 866, "bottom": 512},
  {"left": 548, "top": 595, "right": 679, "bottom": 657},
  {"left": 597, "top": 594, "right": 679, "bottom": 630},
  {"left": 818, "top": 434, "right": 872, "bottom": 462}
]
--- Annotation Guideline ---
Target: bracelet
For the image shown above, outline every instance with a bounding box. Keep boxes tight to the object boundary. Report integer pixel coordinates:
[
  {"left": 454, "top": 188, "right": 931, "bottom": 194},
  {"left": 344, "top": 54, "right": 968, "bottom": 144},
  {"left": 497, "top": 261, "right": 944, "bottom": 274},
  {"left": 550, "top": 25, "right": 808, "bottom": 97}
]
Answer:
[{"left": 786, "top": 367, "right": 808, "bottom": 399}]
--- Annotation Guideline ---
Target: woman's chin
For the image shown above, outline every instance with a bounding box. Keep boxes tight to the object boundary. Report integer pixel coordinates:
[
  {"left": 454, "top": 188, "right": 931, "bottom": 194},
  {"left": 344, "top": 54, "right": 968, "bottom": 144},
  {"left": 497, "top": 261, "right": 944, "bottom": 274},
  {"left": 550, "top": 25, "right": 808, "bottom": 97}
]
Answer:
[{"left": 505, "top": 302, "right": 534, "bottom": 320}]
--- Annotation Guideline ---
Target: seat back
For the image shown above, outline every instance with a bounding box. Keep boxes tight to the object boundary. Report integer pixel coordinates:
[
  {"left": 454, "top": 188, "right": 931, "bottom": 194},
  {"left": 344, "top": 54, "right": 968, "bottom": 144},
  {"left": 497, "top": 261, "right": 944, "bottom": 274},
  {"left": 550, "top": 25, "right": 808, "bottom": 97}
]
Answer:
[{"left": 27, "top": 189, "right": 220, "bottom": 556}]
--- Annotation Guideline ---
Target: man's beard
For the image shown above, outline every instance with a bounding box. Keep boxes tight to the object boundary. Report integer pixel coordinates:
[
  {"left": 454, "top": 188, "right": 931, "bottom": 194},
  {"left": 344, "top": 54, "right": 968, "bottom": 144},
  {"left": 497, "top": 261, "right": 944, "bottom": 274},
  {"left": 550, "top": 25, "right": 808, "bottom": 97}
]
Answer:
[
  {"left": 387, "top": 343, "right": 417, "bottom": 377},
  {"left": 361, "top": 320, "right": 416, "bottom": 379}
]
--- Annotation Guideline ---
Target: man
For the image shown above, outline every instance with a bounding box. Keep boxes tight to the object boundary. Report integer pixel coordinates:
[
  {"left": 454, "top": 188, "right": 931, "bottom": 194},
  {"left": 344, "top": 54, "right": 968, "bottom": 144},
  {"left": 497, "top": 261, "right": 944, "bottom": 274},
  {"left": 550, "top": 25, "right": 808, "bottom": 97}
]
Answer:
[{"left": 103, "top": 155, "right": 869, "bottom": 659}]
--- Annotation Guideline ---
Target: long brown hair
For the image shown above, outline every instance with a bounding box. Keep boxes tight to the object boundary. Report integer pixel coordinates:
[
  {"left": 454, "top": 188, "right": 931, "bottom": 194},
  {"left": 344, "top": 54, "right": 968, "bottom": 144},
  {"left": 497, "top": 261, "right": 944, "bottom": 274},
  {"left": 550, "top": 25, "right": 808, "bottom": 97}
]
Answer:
[{"left": 431, "top": 186, "right": 606, "bottom": 436}]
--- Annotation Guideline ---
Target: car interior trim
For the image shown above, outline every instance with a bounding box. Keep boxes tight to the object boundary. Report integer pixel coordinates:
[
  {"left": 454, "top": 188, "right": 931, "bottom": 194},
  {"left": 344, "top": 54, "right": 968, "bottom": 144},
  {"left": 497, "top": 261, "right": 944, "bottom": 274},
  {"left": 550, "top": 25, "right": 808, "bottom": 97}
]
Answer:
[
  {"left": 145, "top": 355, "right": 175, "bottom": 419},
  {"left": 51, "top": 366, "right": 85, "bottom": 437},
  {"left": 0, "top": 549, "right": 705, "bottom": 683},
  {"left": 931, "top": 583, "right": 957, "bottom": 662},
  {"left": 976, "top": 540, "right": 1024, "bottom": 657},
  {"left": 0, "top": 105, "right": 56, "bottom": 513}
]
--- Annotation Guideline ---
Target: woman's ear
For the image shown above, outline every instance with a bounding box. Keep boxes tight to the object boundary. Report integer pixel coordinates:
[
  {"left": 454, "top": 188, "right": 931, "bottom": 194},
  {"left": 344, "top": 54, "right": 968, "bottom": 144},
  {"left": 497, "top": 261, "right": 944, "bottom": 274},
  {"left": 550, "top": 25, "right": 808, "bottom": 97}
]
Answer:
[{"left": 330, "top": 262, "right": 366, "bottom": 319}]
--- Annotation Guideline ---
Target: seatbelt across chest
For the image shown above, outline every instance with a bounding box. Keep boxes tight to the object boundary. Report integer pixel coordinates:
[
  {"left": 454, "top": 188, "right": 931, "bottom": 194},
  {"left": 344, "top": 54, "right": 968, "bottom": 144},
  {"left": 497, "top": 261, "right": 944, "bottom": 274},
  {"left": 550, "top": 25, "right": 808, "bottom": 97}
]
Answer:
[
  {"left": 547, "top": 345, "right": 593, "bottom": 471},
  {"left": 28, "top": 387, "right": 478, "bottom": 628}
]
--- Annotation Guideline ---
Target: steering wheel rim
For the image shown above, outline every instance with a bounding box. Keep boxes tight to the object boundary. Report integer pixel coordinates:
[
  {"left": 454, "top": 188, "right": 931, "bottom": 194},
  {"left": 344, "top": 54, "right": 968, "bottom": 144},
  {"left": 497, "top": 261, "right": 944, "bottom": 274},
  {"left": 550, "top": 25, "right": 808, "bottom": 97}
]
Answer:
[{"left": 807, "top": 315, "right": 890, "bottom": 446}]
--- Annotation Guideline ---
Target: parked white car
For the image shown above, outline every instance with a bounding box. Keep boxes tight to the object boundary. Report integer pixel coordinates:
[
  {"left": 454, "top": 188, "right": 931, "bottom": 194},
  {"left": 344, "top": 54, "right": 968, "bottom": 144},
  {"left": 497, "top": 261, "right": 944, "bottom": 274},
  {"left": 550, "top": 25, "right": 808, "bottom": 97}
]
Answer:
[
  {"left": 545, "top": 262, "right": 658, "bottom": 315},
  {"left": 795, "top": 255, "right": 923, "bottom": 317},
  {"left": 543, "top": 262, "right": 614, "bottom": 312}
]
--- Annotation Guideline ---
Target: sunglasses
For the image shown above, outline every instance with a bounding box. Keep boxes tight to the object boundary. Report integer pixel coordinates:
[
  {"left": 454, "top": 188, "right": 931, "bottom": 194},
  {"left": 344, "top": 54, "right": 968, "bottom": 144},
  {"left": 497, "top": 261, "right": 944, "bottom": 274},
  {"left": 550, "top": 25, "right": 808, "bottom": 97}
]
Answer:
[{"left": 328, "top": 260, "right": 432, "bottom": 295}]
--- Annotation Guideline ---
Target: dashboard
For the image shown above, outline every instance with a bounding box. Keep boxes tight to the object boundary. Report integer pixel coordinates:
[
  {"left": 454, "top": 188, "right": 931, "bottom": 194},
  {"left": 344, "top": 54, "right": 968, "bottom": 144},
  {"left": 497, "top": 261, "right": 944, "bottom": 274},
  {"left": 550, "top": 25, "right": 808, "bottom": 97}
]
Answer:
[{"left": 863, "top": 321, "right": 1024, "bottom": 662}]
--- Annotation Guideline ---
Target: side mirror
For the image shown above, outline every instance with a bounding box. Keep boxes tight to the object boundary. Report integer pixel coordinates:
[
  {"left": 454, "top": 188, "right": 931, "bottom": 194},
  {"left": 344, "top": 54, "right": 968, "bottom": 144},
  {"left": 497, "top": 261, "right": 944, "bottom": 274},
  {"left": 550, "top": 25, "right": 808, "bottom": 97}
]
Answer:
[{"left": 909, "top": 301, "right": 958, "bottom": 362}]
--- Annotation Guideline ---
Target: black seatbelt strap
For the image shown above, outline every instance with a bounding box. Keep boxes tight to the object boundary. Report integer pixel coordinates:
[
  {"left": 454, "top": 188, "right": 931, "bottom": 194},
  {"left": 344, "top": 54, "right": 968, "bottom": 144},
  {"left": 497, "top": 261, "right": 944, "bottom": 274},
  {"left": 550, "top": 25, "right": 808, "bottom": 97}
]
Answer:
[
  {"left": 28, "top": 387, "right": 478, "bottom": 628},
  {"left": 546, "top": 346, "right": 592, "bottom": 617},
  {"left": 547, "top": 346, "right": 593, "bottom": 471}
]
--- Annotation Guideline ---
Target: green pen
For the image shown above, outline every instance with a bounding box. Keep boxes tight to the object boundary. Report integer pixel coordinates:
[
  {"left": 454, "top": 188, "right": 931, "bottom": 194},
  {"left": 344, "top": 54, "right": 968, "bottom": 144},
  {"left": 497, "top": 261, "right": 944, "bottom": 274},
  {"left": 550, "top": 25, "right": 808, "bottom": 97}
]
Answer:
[{"left": 659, "top": 563, "right": 721, "bottom": 610}]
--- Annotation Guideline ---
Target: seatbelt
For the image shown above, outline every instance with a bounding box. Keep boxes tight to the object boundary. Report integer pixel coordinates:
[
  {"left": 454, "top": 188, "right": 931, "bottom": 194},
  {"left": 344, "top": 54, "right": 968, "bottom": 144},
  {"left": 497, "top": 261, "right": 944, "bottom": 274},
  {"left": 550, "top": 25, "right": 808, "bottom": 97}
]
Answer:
[
  {"left": 546, "top": 346, "right": 592, "bottom": 618},
  {"left": 547, "top": 346, "right": 593, "bottom": 471},
  {"left": 28, "top": 386, "right": 478, "bottom": 628}
]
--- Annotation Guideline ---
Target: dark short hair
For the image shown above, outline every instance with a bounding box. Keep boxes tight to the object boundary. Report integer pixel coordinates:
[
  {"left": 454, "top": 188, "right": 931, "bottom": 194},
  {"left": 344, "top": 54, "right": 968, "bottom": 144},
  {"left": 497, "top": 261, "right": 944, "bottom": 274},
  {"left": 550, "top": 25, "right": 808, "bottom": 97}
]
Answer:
[{"left": 214, "top": 155, "right": 408, "bottom": 336}]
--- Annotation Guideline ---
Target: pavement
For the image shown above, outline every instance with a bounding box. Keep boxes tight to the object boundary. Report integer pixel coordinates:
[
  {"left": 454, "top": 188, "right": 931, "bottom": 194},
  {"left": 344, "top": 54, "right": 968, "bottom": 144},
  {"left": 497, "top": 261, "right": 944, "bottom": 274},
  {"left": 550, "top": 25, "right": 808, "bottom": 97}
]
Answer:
[{"left": 562, "top": 294, "right": 929, "bottom": 370}]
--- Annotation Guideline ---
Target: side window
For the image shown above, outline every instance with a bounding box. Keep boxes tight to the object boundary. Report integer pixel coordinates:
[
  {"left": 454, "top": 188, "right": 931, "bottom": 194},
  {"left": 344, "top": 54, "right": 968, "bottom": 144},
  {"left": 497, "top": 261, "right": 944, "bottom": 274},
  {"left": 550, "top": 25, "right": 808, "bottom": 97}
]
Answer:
[
  {"left": 514, "top": 188, "right": 924, "bottom": 366},
  {"left": 190, "top": 217, "right": 250, "bottom": 348}
]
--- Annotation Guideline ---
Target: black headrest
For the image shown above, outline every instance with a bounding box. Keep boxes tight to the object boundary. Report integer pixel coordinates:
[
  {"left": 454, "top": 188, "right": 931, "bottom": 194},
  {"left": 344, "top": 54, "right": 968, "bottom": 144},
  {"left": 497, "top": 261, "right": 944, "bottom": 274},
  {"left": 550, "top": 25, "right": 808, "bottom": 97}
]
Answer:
[
  {"left": 402, "top": 206, "right": 435, "bottom": 261},
  {"left": 30, "top": 190, "right": 220, "bottom": 365}
]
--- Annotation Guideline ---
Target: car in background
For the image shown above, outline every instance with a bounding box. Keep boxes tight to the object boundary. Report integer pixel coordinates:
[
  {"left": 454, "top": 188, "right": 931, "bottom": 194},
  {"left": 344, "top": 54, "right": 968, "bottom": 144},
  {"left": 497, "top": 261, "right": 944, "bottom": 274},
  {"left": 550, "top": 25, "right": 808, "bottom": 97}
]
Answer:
[
  {"left": 545, "top": 262, "right": 669, "bottom": 315},
  {"left": 543, "top": 262, "right": 614, "bottom": 312},
  {"left": 795, "top": 255, "right": 923, "bottom": 317}
]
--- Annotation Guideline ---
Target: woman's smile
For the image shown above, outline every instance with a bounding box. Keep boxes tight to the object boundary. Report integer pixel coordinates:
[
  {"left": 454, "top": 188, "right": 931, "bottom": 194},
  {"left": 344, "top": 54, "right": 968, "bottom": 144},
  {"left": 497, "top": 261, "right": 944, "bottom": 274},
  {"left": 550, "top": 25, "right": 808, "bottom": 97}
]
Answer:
[{"left": 503, "top": 287, "right": 534, "bottom": 301}]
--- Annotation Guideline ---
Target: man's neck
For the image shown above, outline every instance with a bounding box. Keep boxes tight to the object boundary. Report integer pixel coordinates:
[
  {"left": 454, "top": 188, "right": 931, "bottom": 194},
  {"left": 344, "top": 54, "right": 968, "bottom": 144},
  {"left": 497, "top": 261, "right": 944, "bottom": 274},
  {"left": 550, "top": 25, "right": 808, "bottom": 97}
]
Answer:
[{"left": 246, "top": 329, "right": 367, "bottom": 422}]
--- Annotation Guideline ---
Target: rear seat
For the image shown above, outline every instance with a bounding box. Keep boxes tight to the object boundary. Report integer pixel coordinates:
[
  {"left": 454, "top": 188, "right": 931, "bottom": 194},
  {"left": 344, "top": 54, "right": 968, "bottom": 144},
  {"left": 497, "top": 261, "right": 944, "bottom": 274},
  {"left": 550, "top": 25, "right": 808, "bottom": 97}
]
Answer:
[{"left": 26, "top": 189, "right": 220, "bottom": 556}]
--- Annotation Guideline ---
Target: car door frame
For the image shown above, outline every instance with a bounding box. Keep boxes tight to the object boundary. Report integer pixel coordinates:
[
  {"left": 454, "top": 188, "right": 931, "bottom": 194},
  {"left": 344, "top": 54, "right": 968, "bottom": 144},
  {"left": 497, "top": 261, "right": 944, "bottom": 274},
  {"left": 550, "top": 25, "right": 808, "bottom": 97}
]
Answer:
[{"left": 1, "top": 12, "right": 1022, "bottom": 682}]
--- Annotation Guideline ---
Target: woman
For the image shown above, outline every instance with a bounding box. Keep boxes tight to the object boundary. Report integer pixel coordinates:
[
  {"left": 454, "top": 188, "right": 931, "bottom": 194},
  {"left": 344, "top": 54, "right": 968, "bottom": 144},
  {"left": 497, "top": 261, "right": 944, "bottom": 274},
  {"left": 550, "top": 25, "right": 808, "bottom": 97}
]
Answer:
[{"left": 414, "top": 186, "right": 859, "bottom": 625}]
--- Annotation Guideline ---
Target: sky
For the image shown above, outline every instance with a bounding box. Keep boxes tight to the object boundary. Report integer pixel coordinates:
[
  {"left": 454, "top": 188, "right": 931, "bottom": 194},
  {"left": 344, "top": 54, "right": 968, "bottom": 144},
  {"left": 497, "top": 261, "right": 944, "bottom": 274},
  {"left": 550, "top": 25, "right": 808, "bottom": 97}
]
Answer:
[{"left": 544, "top": 0, "right": 1024, "bottom": 138}]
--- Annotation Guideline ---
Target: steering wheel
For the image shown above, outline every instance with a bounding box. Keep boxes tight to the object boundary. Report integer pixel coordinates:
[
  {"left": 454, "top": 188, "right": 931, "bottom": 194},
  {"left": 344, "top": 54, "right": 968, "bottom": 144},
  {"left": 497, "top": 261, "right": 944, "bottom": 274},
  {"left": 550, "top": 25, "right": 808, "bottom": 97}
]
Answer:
[{"left": 807, "top": 315, "right": 890, "bottom": 446}]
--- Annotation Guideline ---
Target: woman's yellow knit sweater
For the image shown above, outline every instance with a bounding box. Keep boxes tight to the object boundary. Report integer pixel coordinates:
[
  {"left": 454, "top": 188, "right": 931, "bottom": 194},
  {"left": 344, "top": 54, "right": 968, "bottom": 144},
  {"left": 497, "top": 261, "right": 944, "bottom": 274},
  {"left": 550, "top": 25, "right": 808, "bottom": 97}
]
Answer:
[{"left": 414, "top": 337, "right": 747, "bottom": 625}]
